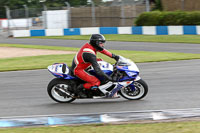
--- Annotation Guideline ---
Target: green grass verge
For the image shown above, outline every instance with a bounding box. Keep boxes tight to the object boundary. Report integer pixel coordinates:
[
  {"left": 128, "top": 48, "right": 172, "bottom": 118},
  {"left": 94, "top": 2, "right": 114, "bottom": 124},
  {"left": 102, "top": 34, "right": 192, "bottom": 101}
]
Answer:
[
  {"left": 0, "top": 54, "right": 74, "bottom": 71},
  {"left": 1, "top": 121, "right": 200, "bottom": 133},
  {"left": 29, "top": 35, "right": 200, "bottom": 44},
  {"left": 0, "top": 44, "right": 78, "bottom": 51},
  {"left": 1, "top": 44, "right": 200, "bottom": 71}
]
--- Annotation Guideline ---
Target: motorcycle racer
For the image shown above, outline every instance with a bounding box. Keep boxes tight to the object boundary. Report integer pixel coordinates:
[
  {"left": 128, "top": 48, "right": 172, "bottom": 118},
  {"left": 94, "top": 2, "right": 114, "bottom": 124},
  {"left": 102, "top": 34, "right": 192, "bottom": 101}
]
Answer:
[{"left": 71, "top": 34, "right": 119, "bottom": 98}]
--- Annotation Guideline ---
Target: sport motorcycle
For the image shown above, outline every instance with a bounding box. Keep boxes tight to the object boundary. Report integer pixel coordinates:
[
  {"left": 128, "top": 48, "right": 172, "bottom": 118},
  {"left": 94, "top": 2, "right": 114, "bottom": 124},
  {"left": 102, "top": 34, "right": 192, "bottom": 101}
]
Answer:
[{"left": 47, "top": 56, "right": 148, "bottom": 103}]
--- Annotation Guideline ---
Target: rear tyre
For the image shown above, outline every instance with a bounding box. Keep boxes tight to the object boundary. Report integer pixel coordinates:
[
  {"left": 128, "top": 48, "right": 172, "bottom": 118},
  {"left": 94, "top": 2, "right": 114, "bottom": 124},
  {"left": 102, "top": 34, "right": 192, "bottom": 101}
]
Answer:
[
  {"left": 47, "top": 78, "right": 76, "bottom": 103},
  {"left": 119, "top": 79, "right": 148, "bottom": 100}
]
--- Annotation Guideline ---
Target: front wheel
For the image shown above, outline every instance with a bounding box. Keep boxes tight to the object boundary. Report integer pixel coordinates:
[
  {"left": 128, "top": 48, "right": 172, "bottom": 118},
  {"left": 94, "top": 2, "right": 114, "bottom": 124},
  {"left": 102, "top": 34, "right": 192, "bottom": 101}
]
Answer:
[
  {"left": 119, "top": 79, "right": 148, "bottom": 100},
  {"left": 47, "top": 78, "right": 76, "bottom": 103}
]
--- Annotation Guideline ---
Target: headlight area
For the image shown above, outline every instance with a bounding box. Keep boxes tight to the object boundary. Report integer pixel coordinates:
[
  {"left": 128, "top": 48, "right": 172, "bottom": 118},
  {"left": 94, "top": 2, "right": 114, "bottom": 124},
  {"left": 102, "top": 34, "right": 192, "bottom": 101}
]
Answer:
[{"left": 125, "top": 71, "right": 139, "bottom": 77}]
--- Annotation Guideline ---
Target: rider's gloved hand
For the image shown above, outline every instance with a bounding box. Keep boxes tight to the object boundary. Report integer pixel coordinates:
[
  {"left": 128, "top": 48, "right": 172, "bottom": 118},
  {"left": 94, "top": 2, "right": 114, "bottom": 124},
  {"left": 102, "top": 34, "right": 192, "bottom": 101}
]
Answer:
[{"left": 112, "top": 54, "right": 119, "bottom": 61}]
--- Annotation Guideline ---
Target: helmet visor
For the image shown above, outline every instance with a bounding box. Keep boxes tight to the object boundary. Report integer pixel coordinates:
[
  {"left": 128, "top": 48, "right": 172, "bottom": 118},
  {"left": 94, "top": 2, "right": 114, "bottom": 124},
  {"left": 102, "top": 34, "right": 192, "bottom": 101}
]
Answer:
[{"left": 99, "top": 40, "right": 106, "bottom": 44}]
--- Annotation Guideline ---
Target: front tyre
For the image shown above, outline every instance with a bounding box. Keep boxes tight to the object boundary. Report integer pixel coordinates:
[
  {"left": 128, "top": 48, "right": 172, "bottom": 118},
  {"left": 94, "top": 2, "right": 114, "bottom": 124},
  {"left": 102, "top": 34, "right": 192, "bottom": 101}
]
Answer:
[
  {"left": 47, "top": 78, "right": 76, "bottom": 103},
  {"left": 119, "top": 79, "right": 148, "bottom": 100}
]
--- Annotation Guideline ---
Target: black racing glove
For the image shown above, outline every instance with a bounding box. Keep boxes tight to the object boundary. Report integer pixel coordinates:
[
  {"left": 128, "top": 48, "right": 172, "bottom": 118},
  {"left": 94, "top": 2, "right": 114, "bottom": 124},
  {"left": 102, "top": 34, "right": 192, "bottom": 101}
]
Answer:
[{"left": 112, "top": 54, "right": 119, "bottom": 61}]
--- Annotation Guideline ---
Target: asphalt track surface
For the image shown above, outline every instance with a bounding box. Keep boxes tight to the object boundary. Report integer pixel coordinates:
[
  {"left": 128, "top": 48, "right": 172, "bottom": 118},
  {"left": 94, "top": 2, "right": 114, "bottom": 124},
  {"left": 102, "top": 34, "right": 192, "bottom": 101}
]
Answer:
[{"left": 0, "top": 38, "right": 200, "bottom": 117}]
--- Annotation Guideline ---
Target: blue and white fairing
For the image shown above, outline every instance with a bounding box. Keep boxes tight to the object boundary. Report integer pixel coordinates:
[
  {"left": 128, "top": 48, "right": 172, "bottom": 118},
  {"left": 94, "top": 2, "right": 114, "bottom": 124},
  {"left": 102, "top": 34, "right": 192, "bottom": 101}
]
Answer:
[
  {"left": 47, "top": 63, "right": 76, "bottom": 79},
  {"left": 97, "top": 57, "right": 140, "bottom": 96},
  {"left": 116, "top": 56, "right": 140, "bottom": 82}
]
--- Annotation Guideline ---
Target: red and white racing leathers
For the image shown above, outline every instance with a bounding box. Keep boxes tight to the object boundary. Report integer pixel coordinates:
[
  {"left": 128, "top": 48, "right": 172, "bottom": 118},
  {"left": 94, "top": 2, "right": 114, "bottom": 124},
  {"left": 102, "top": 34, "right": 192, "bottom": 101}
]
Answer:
[{"left": 71, "top": 43, "right": 113, "bottom": 89}]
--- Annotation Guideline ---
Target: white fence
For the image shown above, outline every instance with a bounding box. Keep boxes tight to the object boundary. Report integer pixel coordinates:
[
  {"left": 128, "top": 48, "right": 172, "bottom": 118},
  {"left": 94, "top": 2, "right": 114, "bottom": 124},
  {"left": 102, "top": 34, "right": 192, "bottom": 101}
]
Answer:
[
  {"left": 0, "top": 18, "right": 32, "bottom": 29},
  {"left": 43, "top": 10, "right": 69, "bottom": 29}
]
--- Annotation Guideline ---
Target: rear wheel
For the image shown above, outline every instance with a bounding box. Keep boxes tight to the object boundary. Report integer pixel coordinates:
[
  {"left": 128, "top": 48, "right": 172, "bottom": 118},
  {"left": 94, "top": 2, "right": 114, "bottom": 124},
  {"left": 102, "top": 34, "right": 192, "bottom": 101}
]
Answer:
[
  {"left": 119, "top": 79, "right": 148, "bottom": 100},
  {"left": 47, "top": 78, "right": 76, "bottom": 103}
]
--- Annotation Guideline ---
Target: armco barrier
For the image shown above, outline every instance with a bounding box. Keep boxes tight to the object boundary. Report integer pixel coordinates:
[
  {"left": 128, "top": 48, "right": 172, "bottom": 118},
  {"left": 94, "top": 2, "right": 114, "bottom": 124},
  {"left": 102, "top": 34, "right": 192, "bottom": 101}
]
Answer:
[{"left": 13, "top": 25, "right": 200, "bottom": 37}]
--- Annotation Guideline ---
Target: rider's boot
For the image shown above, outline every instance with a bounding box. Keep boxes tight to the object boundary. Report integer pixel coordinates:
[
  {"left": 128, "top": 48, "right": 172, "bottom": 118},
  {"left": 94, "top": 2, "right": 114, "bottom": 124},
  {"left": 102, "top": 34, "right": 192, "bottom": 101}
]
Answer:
[
  {"left": 76, "top": 84, "right": 87, "bottom": 98},
  {"left": 91, "top": 86, "right": 107, "bottom": 97},
  {"left": 91, "top": 86, "right": 102, "bottom": 94},
  {"left": 90, "top": 86, "right": 99, "bottom": 91}
]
